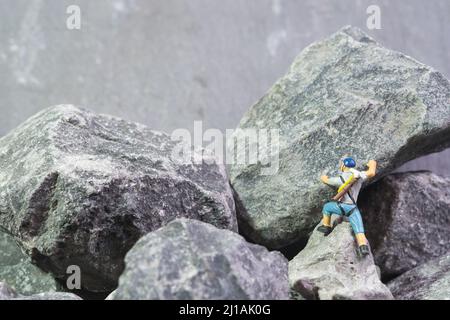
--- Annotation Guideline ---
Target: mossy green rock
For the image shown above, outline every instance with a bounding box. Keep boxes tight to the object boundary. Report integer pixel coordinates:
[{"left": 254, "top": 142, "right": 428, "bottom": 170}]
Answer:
[
  {"left": 0, "top": 230, "right": 59, "bottom": 295},
  {"left": 230, "top": 26, "right": 450, "bottom": 249},
  {"left": 0, "top": 282, "right": 81, "bottom": 300},
  {"left": 109, "top": 219, "right": 289, "bottom": 300},
  {"left": 0, "top": 105, "right": 236, "bottom": 293}
]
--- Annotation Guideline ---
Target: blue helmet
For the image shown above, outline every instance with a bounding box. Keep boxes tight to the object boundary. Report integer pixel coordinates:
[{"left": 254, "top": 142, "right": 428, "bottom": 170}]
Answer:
[{"left": 342, "top": 157, "right": 356, "bottom": 168}]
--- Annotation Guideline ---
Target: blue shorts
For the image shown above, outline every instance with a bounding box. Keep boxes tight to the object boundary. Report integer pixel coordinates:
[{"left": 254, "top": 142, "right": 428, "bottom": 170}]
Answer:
[{"left": 322, "top": 201, "right": 365, "bottom": 234}]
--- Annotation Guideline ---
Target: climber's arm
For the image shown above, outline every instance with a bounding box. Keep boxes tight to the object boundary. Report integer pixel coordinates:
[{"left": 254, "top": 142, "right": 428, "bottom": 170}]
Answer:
[{"left": 321, "top": 175, "right": 341, "bottom": 187}]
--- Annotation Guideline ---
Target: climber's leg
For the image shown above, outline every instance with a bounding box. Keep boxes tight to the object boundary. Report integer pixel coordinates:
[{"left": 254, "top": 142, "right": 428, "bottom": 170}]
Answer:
[
  {"left": 317, "top": 202, "right": 341, "bottom": 235},
  {"left": 348, "top": 208, "right": 370, "bottom": 256}
]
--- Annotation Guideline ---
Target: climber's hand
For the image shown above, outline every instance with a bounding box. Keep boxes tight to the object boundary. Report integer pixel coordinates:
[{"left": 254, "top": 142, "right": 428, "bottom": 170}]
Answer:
[{"left": 365, "top": 160, "right": 377, "bottom": 178}]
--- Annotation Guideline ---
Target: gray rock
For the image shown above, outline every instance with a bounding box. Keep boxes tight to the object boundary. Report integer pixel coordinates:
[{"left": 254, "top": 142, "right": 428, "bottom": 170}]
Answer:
[
  {"left": 230, "top": 26, "right": 450, "bottom": 249},
  {"left": 388, "top": 253, "right": 450, "bottom": 300},
  {"left": 108, "top": 218, "right": 289, "bottom": 300},
  {"left": 289, "top": 288, "right": 306, "bottom": 300},
  {"left": 0, "top": 282, "right": 81, "bottom": 300},
  {"left": 20, "top": 292, "right": 83, "bottom": 300},
  {"left": 289, "top": 222, "right": 393, "bottom": 300},
  {"left": 359, "top": 171, "right": 450, "bottom": 279},
  {"left": 0, "top": 105, "right": 236, "bottom": 292},
  {"left": 0, "top": 229, "right": 60, "bottom": 295},
  {"left": 0, "top": 282, "right": 17, "bottom": 300}
]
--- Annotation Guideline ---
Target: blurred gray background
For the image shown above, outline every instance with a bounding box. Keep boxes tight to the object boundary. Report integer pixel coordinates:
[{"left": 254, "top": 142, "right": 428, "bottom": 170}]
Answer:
[{"left": 0, "top": 0, "right": 448, "bottom": 174}]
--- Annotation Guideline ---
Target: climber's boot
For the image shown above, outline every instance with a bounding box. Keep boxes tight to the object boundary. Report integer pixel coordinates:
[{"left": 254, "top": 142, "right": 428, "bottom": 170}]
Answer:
[
  {"left": 355, "top": 233, "right": 370, "bottom": 256},
  {"left": 359, "top": 245, "right": 370, "bottom": 256},
  {"left": 317, "top": 225, "right": 332, "bottom": 236},
  {"left": 317, "top": 215, "right": 332, "bottom": 236}
]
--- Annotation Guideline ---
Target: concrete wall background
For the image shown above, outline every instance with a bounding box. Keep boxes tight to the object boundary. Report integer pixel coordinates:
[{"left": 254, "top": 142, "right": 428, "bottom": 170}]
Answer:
[{"left": 0, "top": 0, "right": 448, "bottom": 175}]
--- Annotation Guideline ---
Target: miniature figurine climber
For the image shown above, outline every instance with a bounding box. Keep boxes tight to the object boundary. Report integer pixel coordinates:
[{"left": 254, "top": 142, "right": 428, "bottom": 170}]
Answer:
[{"left": 317, "top": 157, "right": 377, "bottom": 256}]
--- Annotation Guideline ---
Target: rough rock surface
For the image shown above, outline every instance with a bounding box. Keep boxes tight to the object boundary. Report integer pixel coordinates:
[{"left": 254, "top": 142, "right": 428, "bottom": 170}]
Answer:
[
  {"left": 359, "top": 171, "right": 450, "bottom": 279},
  {"left": 0, "top": 229, "right": 60, "bottom": 295},
  {"left": 108, "top": 218, "right": 289, "bottom": 300},
  {"left": 289, "top": 222, "right": 393, "bottom": 300},
  {"left": 0, "top": 282, "right": 17, "bottom": 300},
  {"left": 0, "top": 282, "right": 81, "bottom": 300},
  {"left": 388, "top": 253, "right": 450, "bottom": 300},
  {"left": 0, "top": 105, "right": 236, "bottom": 292},
  {"left": 230, "top": 26, "right": 450, "bottom": 249}
]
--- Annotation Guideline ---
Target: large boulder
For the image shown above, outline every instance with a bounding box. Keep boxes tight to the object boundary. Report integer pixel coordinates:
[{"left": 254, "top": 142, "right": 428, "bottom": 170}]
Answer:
[
  {"left": 388, "top": 253, "right": 450, "bottom": 300},
  {"left": 0, "top": 105, "right": 236, "bottom": 292},
  {"left": 289, "top": 222, "right": 393, "bottom": 300},
  {"left": 0, "top": 230, "right": 60, "bottom": 295},
  {"left": 108, "top": 218, "right": 289, "bottom": 300},
  {"left": 359, "top": 171, "right": 450, "bottom": 279},
  {"left": 0, "top": 282, "right": 81, "bottom": 300},
  {"left": 230, "top": 26, "right": 450, "bottom": 249}
]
